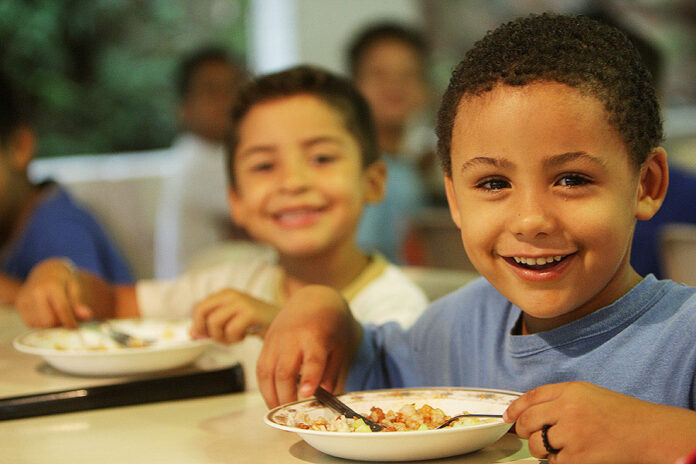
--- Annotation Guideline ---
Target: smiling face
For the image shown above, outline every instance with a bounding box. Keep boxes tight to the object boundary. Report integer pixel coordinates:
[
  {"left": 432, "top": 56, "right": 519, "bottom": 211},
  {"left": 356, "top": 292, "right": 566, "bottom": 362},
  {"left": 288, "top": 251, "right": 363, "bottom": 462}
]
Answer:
[
  {"left": 445, "top": 82, "right": 665, "bottom": 332},
  {"left": 229, "top": 94, "right": 384, "bottom": 258}
]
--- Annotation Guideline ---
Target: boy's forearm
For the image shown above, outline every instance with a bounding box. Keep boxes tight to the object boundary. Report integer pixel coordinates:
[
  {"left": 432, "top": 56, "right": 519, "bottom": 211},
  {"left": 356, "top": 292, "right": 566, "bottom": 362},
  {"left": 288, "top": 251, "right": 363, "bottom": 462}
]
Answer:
[
  {"left": 0, "top": 273, "right": 21, "bottom": 305},
  {"left": 648, "top": 406, "right": 696, "bottom": 464}
]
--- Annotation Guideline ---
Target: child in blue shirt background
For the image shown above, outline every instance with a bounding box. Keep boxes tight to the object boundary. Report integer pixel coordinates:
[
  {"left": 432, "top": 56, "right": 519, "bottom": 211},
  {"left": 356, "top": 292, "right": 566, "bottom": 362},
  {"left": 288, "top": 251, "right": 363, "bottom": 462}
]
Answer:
[
  {"left": 0, "top": 69, "right": 133, "bottom": 304},
  {"left": 258, "top": 13, "right": 696, "bottom": 463}
]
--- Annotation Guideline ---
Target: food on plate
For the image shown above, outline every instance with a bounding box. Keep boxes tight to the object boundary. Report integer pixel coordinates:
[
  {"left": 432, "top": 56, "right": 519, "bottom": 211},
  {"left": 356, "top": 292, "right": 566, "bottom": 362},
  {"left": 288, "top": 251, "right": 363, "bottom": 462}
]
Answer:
[{"left": 290, "top": 403, "right": 498, "bottom": 432}]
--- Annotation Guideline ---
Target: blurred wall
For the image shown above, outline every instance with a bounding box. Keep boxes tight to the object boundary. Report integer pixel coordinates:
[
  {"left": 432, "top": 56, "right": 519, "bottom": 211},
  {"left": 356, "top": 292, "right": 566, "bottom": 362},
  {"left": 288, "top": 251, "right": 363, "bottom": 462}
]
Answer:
[{"left": 250, "top": 0, "right": 422, "bottom": 74}]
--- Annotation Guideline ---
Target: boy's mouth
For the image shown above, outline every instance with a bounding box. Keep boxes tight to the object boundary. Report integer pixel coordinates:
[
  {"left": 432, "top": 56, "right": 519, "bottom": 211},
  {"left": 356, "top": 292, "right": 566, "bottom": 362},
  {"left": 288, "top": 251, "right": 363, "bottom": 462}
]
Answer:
[
  {"left": 272, "top": 206, "right": 326, "bottom": 227},
  {"left": 505, "top": 254, "right": 571, "bottom": 271}
]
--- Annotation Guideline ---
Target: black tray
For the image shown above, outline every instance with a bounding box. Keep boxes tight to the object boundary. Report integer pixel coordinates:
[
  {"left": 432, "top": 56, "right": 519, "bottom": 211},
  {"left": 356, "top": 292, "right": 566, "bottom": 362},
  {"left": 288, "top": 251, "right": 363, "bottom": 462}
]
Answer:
[{"left": 0, "top": 364, "right": 244, "bottom": 421}]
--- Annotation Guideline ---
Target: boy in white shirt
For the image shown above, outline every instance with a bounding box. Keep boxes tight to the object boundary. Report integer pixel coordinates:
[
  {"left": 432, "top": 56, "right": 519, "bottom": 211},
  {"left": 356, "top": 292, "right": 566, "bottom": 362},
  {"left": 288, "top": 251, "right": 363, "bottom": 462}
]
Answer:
[{"left": 16, "top": 65, "right": 429, "bottom": 387}]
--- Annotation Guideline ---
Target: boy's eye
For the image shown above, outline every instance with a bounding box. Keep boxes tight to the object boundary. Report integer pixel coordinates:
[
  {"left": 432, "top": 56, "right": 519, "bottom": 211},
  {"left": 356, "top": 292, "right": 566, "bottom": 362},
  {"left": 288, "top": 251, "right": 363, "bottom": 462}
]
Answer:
[
  {"left": 556, "top": 174, "right": 591, "bottom": 187},
  {"left": 476, "top": 177, "right": 510, "bottom": 191},
  {"left": 311, "top": 154, "right": 338, "bottom": 164},
  {"left": 249, "top": 161, "right": 274, "bottom": 172}
]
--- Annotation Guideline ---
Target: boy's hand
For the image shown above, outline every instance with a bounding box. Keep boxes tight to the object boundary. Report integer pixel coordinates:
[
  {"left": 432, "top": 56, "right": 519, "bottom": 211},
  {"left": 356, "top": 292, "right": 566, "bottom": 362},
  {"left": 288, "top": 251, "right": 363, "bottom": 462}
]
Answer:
[
  {"left": 256, "top": 285, "right": 362, "bottom": 409},
  {"left": 190, "top": 289, "right": 278, "bottom": 343},
  {"left": 505, "top": 381, "right": 696, "bottom": 464},
  {"left": 15, "top": 258, "right": 93, "bottom": 328}
]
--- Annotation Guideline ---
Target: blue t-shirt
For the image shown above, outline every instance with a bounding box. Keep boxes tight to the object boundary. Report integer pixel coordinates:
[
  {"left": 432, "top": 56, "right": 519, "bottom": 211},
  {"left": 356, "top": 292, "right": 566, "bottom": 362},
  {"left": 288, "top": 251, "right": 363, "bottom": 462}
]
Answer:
[
  {"left": 347, "top": 276, "right": 696, "bottom": 409},
  {"left": 357, "top": 155, "right": 426, "bottom": 264},
  {"left": 1, "top": 184, "right": 133, "bottom": 284},
  {"left": 631, "top": 166, "right": 696, "bottom": 279}
]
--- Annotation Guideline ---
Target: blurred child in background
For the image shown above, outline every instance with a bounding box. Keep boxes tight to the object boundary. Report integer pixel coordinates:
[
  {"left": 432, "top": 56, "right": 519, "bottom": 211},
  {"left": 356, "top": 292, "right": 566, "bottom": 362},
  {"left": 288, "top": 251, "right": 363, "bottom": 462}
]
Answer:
[
  {"left": 16, "top": 65, "right": 429, "bottom": 388},
  {"left": 347, "top": 22, "right": 435, "bottom": 263},
  {"left": 154, "top": 45, "right": 261, "bottom": 279},
  {"left": 0, "top": 69, "right": 132, "bottom": 305}
]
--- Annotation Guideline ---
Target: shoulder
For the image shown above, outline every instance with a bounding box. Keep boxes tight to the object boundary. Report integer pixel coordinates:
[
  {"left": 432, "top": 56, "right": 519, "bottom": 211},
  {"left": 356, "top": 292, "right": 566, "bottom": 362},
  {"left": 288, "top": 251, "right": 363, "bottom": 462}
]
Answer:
[
  {"left": 646, "top": 278, "right": 696, "bottom": 319},
  {"left": 417, "top": 277, "right": 509, "bottom": 326},
  {"left": 31, "top": 185, "right": 103, "bottom": 231},
  {"left": 349, "top": 263, "right": 429, "bottom": 327}
]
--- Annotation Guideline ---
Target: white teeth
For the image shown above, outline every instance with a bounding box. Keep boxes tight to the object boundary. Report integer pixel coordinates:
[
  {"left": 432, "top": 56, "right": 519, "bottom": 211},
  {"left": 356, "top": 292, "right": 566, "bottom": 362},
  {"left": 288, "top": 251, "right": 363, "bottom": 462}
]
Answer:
[{"left": 513, "top": 255, "right": 564, "bottom": 265}]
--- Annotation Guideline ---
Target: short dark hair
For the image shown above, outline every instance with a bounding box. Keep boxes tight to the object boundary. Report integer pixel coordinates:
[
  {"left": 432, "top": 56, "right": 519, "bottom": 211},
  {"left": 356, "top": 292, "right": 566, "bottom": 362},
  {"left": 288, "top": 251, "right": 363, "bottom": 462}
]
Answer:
[
  {"left": 436, "top": 13, "right": 663, "bottom": 176},
  {"left": 176, "top": 45, "right": 245, "bottom": 99},
  {"left": 226, "top": 65, "right": 379, "bottom": 187},
  {"left": 347, "top": 21, "right": 429, "bottom": 77},
  {"left": 0, "top": 70, "right": 30, "bottom": 150}
]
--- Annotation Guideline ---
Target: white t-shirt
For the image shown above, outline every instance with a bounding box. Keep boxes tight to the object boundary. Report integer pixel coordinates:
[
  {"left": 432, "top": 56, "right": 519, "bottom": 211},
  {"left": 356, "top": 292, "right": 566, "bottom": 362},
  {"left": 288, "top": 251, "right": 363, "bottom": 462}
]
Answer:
[
  {"left": 154, "top": 133, "right": 233, "bottom": 279},
  {"left": 136, "top": 255, "right": 428, "bottom": 389}
]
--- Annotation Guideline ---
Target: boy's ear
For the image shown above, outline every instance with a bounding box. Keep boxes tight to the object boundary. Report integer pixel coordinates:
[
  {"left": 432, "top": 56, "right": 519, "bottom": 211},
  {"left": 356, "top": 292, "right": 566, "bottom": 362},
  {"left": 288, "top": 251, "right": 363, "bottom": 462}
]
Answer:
[
  {"left": 444, "top": 174, "right": 462, "bottom": 229},
  {"left": 9, "top": 126, "right": 36, "bottom": 172},
  {"left": 363, "top": 160, "right": 387, "bottom": 204},
  {"left": 635, "top": 147, "right": 669, "bottom": 221},
  {"left": 227, "top": 186, "right": 247, "bottom": 227}
]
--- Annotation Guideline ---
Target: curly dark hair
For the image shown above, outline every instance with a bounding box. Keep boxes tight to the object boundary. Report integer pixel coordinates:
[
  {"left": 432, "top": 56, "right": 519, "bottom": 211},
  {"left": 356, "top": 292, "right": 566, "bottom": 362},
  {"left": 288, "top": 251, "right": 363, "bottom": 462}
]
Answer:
[
  {"left": 436, "top": 13, "right": 663, "bottom": 176},
  {"left": 226, "top": 65, "right": 379, "bottom": 187}
]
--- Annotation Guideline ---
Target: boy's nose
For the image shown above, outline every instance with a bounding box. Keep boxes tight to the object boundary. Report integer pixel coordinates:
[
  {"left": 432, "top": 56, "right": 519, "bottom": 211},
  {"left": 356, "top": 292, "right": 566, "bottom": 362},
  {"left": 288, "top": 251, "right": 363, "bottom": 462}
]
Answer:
[
  {"left": 279, "top": 158, "right": 310, "bottom": 192},
  {"left": 509, "top": 195, "right": 556, "bottom": 238}
]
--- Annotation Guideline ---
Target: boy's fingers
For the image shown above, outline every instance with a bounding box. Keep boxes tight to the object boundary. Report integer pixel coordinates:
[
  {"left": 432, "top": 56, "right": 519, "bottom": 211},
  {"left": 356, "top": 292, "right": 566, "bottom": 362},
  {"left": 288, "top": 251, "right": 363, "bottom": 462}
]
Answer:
[
  {"left": 207, "top": 306, "right": 243, "bottom": 342},
  {"left": 28, "top": 291, "right": 56, "bottom": 327},
  {"left": 318, "top": 349, "right": 343, "bottom": 395},
  {"left": 527, "top": 426, "right": 564, "bottom": 461},
  {"left": 504, "top": 383, "right": 563, "bottom": 422},
  {"left": 275, "top": 349, "right": 303, "bottom": 406},
  {"left": 47, "top": 285, "right": 77, "bottom": 328},
  {"left": 224, "top": 312, "right": 256, "bottom": 343},
  {"left": 511, "top": 401, "right": 560, "bottom": 439},
  {"left": 257, "top": 344, "right": 281, "bottom": 408},
  {"left": 297, "top": 341, "right": 330, "bottom": 399},
  {"left": 66, "top": 277, "right": 92, "bottom": 321},
  {"left": 191, "top": 300, "right": 221, "bottom": 337}
]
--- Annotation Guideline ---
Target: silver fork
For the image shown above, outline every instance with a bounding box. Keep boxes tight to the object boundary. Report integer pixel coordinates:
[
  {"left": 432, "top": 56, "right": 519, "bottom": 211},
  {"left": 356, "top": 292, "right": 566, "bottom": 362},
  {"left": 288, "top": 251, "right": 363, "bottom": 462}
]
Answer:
[
  {"left": 81, "top": 321, "right": 154, "bottom": 348},
  {"left": 435, "top": 413, "right": 503, "bottom": 429},
  {"left": 314, "top": 386, "right": 384, "bottom": 432}
]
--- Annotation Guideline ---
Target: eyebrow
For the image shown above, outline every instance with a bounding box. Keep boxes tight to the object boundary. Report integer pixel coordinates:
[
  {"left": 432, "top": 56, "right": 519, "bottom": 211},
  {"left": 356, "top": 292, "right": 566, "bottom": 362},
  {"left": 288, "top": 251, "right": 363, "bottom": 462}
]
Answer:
[
  {"left": 542, "top": 151, "right": 607, "bottom": 169},
  {"left": 458, "top": 156, "right": 514, "bottom": 174},
  {"left": 237, "top": 135, "right": 345, "bottom": 160},
  {"left": 301, "top": 135, "right": 345, "bottom": 150},
  {"left": 457, "top": 151, "right": 606, "bottom": 174}
]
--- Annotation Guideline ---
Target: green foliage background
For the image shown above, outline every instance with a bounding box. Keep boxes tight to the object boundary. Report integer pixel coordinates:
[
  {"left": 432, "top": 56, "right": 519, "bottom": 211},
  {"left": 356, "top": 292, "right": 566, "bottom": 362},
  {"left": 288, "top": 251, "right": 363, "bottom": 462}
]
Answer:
[{"left": 0, "top": 0, "right": 248, "bottom": 157}]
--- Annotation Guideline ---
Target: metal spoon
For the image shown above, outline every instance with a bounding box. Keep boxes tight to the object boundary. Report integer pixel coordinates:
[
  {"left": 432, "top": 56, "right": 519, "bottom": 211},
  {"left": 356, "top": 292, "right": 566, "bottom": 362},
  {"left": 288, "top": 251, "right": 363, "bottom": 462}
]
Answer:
[{"left": 435, "top": 414, "right": 503, "bottom": 429}]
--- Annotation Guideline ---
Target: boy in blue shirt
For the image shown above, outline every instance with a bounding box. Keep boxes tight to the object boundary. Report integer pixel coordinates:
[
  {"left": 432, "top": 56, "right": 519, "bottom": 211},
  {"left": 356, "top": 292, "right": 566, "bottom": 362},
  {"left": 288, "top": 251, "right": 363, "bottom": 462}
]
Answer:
[
  {"left": 0, "top": 70, "right": 133, "bottom": 305},
  {"left": 257, "top": 14, "right": 696, "bottom": 463}
]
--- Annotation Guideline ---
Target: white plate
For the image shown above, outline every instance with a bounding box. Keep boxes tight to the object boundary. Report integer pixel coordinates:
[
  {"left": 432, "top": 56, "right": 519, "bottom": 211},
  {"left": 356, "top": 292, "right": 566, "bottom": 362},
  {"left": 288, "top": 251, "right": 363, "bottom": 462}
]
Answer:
[
  {"left": 13, "top": 318, "right": 212, "bottom": 376},
  {"left": 265, "top": 387, "right": 519, "bottom": 461}
]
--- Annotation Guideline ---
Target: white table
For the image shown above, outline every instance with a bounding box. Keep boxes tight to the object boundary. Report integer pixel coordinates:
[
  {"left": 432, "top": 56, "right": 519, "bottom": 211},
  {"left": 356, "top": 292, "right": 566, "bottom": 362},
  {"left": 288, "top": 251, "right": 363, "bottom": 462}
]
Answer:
[{"left": 0, "top": 306, "right": 541, "bottom": 464}]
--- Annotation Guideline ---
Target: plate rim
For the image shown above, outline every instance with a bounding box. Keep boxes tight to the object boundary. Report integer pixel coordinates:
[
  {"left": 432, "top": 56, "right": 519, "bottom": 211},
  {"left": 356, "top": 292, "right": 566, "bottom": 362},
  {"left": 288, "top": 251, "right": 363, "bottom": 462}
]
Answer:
[
  {"left": 12, "top": 319, "right": 213, "bottom": 357},
  {"left": 264, "top": 386, "right": 520, "bottom": 437}
]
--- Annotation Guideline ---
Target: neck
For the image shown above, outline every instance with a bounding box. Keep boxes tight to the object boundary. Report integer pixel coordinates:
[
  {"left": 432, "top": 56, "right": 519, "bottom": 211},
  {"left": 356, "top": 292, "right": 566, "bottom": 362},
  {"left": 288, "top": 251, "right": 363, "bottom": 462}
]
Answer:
[
  {"left": 277, "top": 244, "right": 370, "bottom": 300},
  {"left": 522, "top": 266, "right": 643, "bottom": 334}
]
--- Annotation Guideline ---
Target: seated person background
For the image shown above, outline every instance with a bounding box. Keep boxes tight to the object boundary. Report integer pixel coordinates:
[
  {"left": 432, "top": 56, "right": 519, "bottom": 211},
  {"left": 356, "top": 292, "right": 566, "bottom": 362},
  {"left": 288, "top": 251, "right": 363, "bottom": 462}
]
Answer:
[
  {"left": 257, "top": 14, "right": 696, "bottom": 464},
  {"left": 0, "top": 70, "right": 132, "bottom": 305},
  {"left": 347, "top": 22, "right": 435, "bottom": 263},
  {"left": 631, "top": 164, "right": 696, "bottom": 279},
  {"left": 16, "top": 65, "right": 429, "bottom": 389},
  {"left": 154, "top": 45, "right": 260, "bottom": 279}
]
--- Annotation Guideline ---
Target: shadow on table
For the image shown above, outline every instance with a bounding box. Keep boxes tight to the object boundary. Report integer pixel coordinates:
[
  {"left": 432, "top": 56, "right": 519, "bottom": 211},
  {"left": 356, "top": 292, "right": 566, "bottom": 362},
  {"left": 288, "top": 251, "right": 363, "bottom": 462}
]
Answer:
[{"left": 288, "top": 433, "right": 527, "bottom": 463}]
